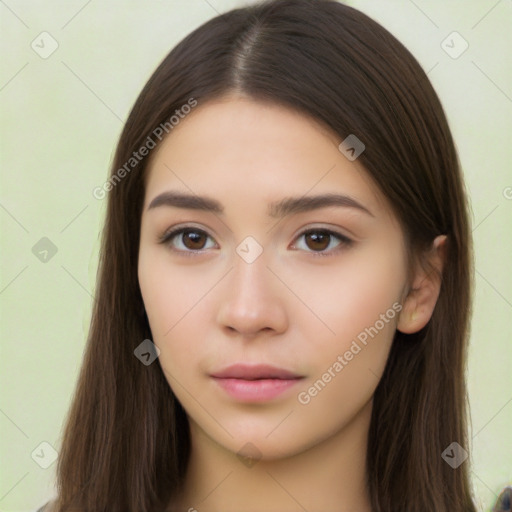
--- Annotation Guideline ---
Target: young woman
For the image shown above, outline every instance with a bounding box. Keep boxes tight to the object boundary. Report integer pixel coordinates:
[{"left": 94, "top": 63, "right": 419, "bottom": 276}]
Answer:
[{"left": 39, "top": 0, "right": 479, "bottom": 510}]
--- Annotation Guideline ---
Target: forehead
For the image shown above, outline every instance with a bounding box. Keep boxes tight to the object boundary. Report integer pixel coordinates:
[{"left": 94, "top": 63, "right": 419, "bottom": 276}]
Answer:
[
  {"left": 149, "top": 95, "right": 340, "bottom": 166},
  {"left": 143, "top": 96, "right": 389, "bottom": 219}
]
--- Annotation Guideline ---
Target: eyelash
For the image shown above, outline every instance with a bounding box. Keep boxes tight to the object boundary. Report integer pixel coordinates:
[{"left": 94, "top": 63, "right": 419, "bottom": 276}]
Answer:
[{"left": 157, "top": 225, "right": 353, "bottom": 258}]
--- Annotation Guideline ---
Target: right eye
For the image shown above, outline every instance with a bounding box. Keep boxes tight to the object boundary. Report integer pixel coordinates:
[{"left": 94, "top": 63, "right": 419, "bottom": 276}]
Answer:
[{"left": 158, "top": 227, "right": 218, "bottom": 255}]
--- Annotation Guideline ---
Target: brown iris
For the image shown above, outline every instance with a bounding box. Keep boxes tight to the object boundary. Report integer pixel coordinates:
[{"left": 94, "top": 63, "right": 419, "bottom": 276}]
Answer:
[
  {"left": 181, "top": 229, "right": 208, "bottom": 250},
  {"left": 303, "top": 231, "right": 331, "bottom": 251}
]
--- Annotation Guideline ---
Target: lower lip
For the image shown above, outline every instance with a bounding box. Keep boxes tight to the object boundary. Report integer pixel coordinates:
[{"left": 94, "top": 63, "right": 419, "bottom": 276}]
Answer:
[{"left": 211, "top": 377, "right": 303, "bottom": 402}]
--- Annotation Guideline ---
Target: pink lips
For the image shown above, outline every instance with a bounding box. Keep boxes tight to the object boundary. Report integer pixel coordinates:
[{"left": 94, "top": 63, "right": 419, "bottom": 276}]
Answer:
[{"left": 210, "top": 364, "right": 304, "bottom": 403}]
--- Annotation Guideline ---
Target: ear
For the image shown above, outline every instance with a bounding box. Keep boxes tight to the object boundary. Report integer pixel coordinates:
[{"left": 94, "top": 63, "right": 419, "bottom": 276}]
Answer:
[{"left": 397, "top": 235, "right": 447, "bottom": 334}]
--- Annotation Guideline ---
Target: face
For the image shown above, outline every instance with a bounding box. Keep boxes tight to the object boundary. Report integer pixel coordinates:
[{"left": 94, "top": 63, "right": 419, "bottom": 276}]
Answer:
[{"left": 138, "top": 95, "right": 409, "bottom": 461}]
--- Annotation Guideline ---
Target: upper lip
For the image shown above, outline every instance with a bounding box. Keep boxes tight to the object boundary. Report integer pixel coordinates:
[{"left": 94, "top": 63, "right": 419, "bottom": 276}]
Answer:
[{"left": 210, "top": 364, "right": 303, "bottom": 380}]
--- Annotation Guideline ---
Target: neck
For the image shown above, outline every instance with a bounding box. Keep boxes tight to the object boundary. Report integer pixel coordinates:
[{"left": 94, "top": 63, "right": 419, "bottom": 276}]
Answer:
[{"left": 169, "top": 399, "right": 373, "bottom": 512}]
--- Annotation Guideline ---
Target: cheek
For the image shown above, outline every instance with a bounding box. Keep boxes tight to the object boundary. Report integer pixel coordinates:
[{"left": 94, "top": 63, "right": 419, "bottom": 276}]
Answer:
[
  {"left": 292, "top": 263, "right": 401, "bottom": 442},
  {"left": 282, "top": 244, "right": 405, "bottom": 351},
  {"left": 138, "top": 247, "right": 212, "bottom": 383},
  {"left": 138, "top": 245, "right": 207, "bottom": 337},
  {"left": 335, "top": 257, "right": 401, "bottom": 342}
]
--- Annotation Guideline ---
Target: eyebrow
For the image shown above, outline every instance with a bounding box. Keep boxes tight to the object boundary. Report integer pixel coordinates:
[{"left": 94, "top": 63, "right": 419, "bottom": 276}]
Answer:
[{"left": 147, "top": 191, "right": 374, "bottom": 218}]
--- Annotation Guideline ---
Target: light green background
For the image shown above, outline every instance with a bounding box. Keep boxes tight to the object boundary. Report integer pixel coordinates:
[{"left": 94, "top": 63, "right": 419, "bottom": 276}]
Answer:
[{"left": 1, "top": 1, "right": 511, "bottom": 511}]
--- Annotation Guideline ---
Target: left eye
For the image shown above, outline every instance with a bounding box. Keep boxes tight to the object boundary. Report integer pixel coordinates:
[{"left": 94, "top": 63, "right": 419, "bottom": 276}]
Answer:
[{"left": 292, "top": 229, "right": 352, "bottom": 255}]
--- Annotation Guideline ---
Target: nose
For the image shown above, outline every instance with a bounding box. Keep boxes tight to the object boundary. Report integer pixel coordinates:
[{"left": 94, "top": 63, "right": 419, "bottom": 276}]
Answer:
[{"left": 216, "top": 251, "right": 289, "bottom": 338}]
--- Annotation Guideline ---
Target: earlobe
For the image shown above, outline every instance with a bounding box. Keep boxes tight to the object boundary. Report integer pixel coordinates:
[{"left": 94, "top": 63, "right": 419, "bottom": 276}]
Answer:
[{"left": 397, "top": 235, "right": 447, "bottom": 334}]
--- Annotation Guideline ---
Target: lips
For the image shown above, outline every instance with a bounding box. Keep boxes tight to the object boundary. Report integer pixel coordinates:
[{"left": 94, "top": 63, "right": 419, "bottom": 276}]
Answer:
[
  {"left": 210, "top": 363, "right": 303, "bottom": 380},
  {"left": 210, "top": 364, "right": 304, "bottom": 402}
]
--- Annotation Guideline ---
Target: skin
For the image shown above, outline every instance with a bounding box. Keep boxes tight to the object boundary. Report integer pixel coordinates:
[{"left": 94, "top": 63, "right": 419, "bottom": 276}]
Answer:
[{"left": 138, "top": 94, "right": 445, "bottom": 512}]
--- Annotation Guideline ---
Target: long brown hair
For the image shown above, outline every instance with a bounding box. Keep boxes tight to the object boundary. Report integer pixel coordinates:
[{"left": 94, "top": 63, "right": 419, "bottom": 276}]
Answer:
[{"left": 54, "top": 1, "right": 475, "bottom": 510}]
